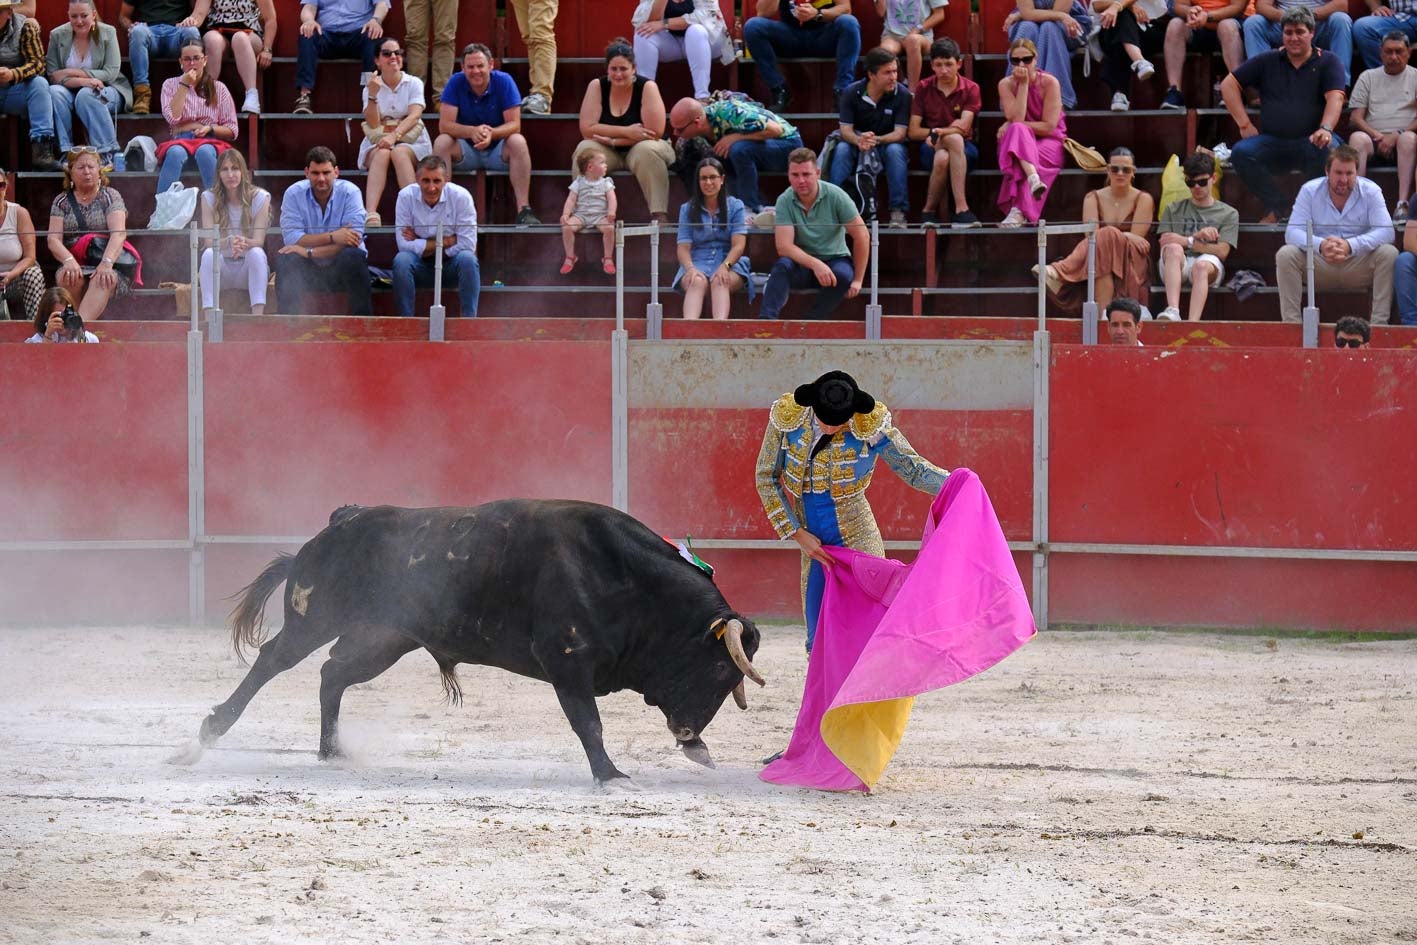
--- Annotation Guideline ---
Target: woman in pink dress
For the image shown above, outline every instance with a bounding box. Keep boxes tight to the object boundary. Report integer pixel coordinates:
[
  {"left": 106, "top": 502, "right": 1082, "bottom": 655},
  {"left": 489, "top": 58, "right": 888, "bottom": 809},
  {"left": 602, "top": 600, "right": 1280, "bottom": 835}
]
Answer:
[{"left": 995, "top": 37, "right": 1066, "bottom": 227}]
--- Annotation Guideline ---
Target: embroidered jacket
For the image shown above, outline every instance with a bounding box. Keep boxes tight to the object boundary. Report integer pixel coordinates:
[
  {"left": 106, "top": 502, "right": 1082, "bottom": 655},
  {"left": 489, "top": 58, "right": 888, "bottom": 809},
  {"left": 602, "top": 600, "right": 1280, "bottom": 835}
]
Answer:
[{"left": 755, "top": 393, "right": 948, "bottom": 543}]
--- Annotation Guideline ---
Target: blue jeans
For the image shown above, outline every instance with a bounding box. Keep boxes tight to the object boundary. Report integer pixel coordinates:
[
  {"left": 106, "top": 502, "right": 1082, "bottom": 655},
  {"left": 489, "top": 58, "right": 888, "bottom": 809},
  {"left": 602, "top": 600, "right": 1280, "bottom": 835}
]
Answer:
[
  {"left": 0, "top": 76, "right": 55, "bottom": 140},
  {"left": 1395, "top": 250, "right": 1417, "bottom": 325},
  {"left": 1243, "top": 16, "right": 1353, "bottom": 85},
  {"left": 827, "top": 140, "right": 909, "bottom": 211},
  {"left": 1229, "top": 133, "right": 1341, "bottom": 217},
  {"left": 726, "top": 133, "right": 802, "bottom": 213},
  {"left": 392, "top": 250, "right": 481, "bottom": 317},
  {"left": 297, "top": 29, "right": 377, "bottom": 89},
  {"left": 51, "top": 85, "right": 122, "bottom": 154},
  {"left": 742, "top": 15, "right": 861, "bottom": 93},
  {"left": 157, "top": 138, "right": 221, "bottom": 193},
  {"left": 1353, "top": 14, "right": 1417, "bottom": 70},
  {"left": 760, "top": 255, "right": 855, "bottom": 320},
  {"left": 128, "top": 22, "right": 202, "bottom": 87}
]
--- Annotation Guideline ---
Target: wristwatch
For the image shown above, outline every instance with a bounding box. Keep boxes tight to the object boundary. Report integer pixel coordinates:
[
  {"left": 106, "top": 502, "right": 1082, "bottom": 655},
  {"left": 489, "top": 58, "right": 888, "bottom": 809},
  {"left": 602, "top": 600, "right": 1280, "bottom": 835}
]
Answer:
[
  {"left": 1320, "top": 123, "right": 1334, "bottom": 133},
  {"left": 306, "top": 247, "right": 314, "bottom": 259}
]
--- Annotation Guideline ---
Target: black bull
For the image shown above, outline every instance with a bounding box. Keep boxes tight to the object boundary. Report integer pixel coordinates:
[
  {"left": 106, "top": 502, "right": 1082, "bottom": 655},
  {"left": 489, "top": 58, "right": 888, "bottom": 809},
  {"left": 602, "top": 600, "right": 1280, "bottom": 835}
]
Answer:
[{"left": 172, "top": 499, "right": 765, "bottom": 783}]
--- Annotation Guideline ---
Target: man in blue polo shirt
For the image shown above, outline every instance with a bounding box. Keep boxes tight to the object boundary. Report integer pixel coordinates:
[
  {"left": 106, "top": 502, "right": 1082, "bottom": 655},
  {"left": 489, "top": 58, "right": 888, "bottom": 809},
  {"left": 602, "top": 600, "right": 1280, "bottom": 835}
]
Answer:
[
  {"left": 828, "top": 46, "right": 913, "bottom": 228},
  {"left": 1219, "top": 6, "right": 1346, "bottom": 223},
  {"left": 432, "top": 42, "right": 540, "bottom": 226}
]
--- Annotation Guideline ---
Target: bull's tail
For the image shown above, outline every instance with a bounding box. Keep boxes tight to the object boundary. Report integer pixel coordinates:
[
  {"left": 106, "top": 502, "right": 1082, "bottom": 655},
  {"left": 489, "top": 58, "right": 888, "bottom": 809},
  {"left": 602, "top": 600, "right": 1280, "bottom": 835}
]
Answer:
[
  {"left": 228, "top": 553, "right": 295, "bottom": 661},
  {"left": 436, "top": 656, "right": 464, "bottom": 707}
]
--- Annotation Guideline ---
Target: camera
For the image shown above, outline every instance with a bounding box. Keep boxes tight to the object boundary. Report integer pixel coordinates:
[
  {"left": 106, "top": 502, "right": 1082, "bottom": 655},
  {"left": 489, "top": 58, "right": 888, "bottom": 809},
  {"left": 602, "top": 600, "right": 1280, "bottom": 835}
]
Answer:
[{"left": 62, "top": 305, "right": 84, "bottom": 338}]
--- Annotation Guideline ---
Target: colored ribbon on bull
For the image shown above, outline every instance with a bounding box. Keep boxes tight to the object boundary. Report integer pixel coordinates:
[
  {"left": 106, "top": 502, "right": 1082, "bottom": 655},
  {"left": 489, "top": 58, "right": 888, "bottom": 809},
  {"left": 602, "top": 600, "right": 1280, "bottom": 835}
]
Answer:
[{"left": 761, "top": 468, "right": 1037, "bottom": 793}]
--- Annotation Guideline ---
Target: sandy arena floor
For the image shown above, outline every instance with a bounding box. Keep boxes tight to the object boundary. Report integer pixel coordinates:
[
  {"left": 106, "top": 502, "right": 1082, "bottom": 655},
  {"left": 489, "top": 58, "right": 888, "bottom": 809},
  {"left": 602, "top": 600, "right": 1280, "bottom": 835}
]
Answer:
[{"left": 1, "top": 625, "right": 1414, "bottom": 945}]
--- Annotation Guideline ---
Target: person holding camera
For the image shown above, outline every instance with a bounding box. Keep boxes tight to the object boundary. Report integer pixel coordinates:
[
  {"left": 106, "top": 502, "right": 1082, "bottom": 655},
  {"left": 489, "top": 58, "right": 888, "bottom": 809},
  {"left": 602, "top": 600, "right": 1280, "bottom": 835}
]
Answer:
[
  {"left": 0, "top": 166, "right": 44, "bottom": 324},
  {"left": 46, "top": 146, "right": 130, "bottom": 322},
  {"left": 26, "top": 286, "right": 99, "bottom": 343}
]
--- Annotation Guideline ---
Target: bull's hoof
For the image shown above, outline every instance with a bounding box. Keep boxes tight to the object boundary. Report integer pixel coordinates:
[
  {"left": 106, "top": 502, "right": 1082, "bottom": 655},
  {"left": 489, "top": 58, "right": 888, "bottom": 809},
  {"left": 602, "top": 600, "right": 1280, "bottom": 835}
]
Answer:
[
  {"left": 317, "top": 746, "right": 345, "bottom": 762},
  {"left": 165, "top": 738, "right": 206, "bottom": 766},
  {"left": 595, "top": 776, "right": 642, "bottom": 794}
]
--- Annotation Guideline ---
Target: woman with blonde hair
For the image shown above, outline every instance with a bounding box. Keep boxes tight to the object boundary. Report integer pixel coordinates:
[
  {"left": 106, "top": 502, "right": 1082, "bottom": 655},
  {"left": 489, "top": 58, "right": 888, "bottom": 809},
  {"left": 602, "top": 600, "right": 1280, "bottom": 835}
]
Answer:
[
  {"left": 360, "top": 37, "right": 432, "bottom": 227},
  {"left": 45, "top": 0, "right": 132, "bottom": 170},
  {"left": 1035, "top": 146, "right": 1154, "bottom": 311},
  {"left": 157, "top": 40, "right": 238, "bottom": 195},
  {"left": 995, "top": 37, "right": 1066, "bottom": 227},
  {"left": 200, "top": 149, "right": 272, "bottom": 315},
  {"left": 46, "top": 147, "right": 130, "bottom": 321}
]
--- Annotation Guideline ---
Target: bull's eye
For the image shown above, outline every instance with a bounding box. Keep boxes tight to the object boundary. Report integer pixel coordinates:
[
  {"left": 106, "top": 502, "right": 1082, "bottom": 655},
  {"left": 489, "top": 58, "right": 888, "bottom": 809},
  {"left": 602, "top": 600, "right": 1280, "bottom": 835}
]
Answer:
[{"left": 714, "top": 660, "right": 734, "bottom": 681}]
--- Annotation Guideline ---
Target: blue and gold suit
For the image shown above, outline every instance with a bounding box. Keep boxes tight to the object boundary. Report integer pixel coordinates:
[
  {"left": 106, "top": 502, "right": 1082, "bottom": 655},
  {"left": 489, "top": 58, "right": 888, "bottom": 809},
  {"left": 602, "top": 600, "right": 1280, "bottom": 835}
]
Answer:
[{"left": 754, "top": 393, "right": 948, "bottom": 651}]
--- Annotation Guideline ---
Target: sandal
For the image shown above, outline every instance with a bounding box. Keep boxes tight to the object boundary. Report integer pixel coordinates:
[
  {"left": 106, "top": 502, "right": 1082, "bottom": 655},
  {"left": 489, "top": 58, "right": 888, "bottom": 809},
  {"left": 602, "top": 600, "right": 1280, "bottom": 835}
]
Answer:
[
  {"left": 559, "top": 255, "right": 577, "bottom": 275},
  {"left": 602, "top": 257, "right": 616, "bottom": 275}
]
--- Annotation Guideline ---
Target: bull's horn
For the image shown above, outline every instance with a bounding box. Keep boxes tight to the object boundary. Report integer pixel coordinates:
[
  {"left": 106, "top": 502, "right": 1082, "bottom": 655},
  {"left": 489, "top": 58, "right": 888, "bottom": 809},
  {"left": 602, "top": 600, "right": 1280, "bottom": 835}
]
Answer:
[
  {"left": 732, "top": 679, "right": 747, "bottom": 710},
  {"left": 723, "top": 618, "right": 765, "bottom": 687}
]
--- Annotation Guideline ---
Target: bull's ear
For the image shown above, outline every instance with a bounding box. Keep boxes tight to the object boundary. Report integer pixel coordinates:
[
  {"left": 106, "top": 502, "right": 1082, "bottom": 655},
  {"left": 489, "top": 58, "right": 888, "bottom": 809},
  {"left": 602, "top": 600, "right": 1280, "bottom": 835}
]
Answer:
[{"left": 706, "top": 618, "right": 727, "bottom": 643}]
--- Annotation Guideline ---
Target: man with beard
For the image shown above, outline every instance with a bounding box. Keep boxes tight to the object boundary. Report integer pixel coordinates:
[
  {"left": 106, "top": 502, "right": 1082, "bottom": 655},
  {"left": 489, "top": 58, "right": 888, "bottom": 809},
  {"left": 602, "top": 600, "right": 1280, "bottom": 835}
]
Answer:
[{"left": 1276, "top": 144, "right": 1397, "bottom": 325}]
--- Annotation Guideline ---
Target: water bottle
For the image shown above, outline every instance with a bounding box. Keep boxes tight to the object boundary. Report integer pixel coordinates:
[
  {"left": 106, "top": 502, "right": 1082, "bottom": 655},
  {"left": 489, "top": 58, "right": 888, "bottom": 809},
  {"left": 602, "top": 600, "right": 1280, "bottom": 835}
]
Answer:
[{"left": 111, "top": 151, "right": 126, "bottom": 173}]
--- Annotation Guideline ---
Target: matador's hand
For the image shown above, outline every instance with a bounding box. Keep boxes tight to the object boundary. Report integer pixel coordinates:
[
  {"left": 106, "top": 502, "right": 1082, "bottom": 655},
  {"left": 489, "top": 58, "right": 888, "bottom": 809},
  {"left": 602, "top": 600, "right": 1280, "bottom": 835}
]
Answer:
[{"left": 793, "top": 528, "right": 833, "bottom": 569}]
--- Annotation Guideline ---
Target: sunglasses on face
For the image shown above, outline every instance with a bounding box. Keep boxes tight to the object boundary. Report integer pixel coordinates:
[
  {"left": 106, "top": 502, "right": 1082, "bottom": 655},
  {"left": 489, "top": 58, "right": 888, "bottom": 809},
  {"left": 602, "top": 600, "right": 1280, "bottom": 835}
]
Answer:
[
  {"left": 1108, "top": 165, "right": 1134, "bottom": 174},
  {"left": 1335, "top": 336, "right": 1365, "bottom": 348},
  {"left": 380, "top": 48, "right": 405, "bottom": 57},
  {"left": 1185, "top": 177, "right": 1212, "bottom": 188},
  {"left": 1009, "top": 54, "right": 1035, "bottom": 65}
]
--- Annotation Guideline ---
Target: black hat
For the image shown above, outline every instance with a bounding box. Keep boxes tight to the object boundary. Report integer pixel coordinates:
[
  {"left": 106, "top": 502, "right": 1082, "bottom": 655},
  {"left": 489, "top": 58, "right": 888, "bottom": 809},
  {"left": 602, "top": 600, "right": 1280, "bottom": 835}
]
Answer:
[{"left": 794, "top": 371, "right": 875, "bottom": 426}]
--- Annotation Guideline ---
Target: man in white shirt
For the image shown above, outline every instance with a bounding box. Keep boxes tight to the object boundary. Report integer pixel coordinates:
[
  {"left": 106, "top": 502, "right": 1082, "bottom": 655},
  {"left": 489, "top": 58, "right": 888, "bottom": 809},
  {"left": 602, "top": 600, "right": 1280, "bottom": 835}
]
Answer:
[
  {"left": 1346, "top": 30, "right": 1417, "bottom": 221},
  {"left": 1277, "top": 144, "right": 1397, "bottom": 324},
  {"left": 392, "top": 154, "right": 480, "bottom": 317}
]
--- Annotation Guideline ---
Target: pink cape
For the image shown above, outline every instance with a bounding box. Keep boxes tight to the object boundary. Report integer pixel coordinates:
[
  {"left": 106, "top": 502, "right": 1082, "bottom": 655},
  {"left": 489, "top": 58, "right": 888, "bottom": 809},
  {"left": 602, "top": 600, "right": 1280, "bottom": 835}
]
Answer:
[{"left": 760, "top": 468, "right": 1036, "bottom": 793}]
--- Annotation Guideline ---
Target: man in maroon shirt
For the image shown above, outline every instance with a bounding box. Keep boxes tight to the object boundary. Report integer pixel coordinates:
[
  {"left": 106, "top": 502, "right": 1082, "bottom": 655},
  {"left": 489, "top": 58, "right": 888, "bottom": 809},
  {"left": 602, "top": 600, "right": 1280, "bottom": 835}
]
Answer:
[{"left": 907, "top": 37, "right": 981, "bottom": 227}]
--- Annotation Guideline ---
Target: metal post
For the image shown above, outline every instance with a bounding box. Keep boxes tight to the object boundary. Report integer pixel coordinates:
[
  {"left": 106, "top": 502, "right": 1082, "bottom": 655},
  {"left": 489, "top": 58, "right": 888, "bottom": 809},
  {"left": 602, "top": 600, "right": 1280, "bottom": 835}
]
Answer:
[
  {"left": 429, "top": 221, "right": 446, "bottom": 341},
  {"left": 1081, "top": 222, "right": 1098, "bottom": 345},
  {"left": 865, "top": 217, "right": 882, "bottom": 340},
  {"left": 611, "top": 328, "right": 629, "bottom": 512},
  {"left": 615, "top": 220, "right": 625, "bottom": 333},
  {"left": 186, "top": 328, "right": 205, "bottom": 626},
  {"left": 188, "top": 223, "right": 200, "bottom": 330},
  {"left": 1036, "top": 220, "right": 1048, "bottom": 333},
  {"left": 645, "top": 217, "right": 663, "bottom": 341},
  {"left": 1301, "top": 218, "right": 1319, "bottom": 348},
  {"left": 207, "top": 224, "right": 223, "bottom": 342},
  {"left": 1031, "top": 328, "right": 1050, "bottom": 631}
]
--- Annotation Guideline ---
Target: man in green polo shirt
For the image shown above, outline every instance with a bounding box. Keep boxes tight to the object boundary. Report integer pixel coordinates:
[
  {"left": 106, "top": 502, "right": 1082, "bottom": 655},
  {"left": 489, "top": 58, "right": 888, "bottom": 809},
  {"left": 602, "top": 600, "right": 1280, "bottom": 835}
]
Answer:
[{"left": 761, "top": 147, "right": 869, "bottom": 320}]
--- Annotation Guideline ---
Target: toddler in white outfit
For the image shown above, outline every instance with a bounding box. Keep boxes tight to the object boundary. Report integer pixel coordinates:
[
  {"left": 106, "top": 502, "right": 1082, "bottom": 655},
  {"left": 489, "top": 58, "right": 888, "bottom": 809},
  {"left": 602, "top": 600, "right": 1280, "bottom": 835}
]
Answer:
[{"left": 560, "top": 150, "right": 618, "bottom": 275}]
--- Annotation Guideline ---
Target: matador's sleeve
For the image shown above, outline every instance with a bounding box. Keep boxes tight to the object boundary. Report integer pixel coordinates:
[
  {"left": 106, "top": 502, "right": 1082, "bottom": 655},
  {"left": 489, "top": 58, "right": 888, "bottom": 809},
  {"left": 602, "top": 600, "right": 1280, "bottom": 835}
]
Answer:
[
  {"left": 876, "top": 424, "right": 949, "bottom": 496},
  {"left": 755, "top": 404, "right": 803, "bottom": 539}
]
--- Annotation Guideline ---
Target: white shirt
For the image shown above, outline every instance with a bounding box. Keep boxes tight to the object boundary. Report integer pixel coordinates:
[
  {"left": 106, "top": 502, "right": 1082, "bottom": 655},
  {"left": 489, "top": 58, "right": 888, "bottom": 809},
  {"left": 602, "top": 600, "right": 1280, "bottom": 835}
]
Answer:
[
  {"left": 394, "top": 180, "right": 478, "bottom": 258},
  {"left": 1285, "top": 176, "right": 1393, "bottom": 257}
]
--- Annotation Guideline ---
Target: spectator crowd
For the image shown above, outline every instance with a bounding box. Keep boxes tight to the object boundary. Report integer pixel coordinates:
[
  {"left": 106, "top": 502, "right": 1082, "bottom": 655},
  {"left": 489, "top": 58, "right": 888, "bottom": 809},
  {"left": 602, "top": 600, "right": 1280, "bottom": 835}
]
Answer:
[{"left": 1, "top": 0, "right": 1416, "bottom": 334}]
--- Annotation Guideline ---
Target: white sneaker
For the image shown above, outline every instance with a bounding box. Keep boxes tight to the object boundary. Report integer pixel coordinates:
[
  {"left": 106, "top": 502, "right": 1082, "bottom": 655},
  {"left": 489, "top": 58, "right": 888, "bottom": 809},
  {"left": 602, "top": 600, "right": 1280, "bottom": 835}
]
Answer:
[
  {"left": 1111, "top": 91, "right": 1129, "bottom": 111},
  {"left": 999, "top": 207, "right": 1026, "bottom": 228},
  {"left": 521, "top": 92, "right": 551, "bottom": 115},
  {"left": 1132, "top": 58, "right": 1155, "bottom": 81},
  {"left": 1157, "top": 306, "right": 1181, "bottom": 321},
  {"left": 241, "top": 88, "right": 261, "bottom": 115}
]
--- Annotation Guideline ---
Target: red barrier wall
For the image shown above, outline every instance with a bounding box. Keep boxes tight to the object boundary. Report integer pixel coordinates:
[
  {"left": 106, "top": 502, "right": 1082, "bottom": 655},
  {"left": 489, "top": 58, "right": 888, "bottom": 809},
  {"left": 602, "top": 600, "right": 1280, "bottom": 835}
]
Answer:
[{"left": 2, "top": 338, "right": 1414, "bottom": 630}]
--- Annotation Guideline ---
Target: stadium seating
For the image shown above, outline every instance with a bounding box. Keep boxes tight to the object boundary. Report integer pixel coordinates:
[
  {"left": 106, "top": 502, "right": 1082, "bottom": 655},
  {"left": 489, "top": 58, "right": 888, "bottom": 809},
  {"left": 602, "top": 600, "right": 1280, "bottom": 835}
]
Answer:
[{"left": 2, "top": 0, "right": 1395, "bottom": 322}]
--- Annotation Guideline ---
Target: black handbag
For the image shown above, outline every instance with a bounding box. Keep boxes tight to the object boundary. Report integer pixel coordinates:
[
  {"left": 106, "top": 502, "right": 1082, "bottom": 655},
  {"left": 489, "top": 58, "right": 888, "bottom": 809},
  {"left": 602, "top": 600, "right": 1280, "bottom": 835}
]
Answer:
[
  {"left": 68, "top": 192, "right": 139, "bottom": 281},
  {"left": 83, "top": 235, "right": 139, "bottom": 281}
]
